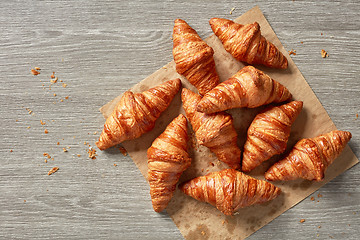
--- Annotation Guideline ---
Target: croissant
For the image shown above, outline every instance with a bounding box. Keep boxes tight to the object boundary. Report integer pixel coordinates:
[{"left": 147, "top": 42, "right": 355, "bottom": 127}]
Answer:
[
  {"left": 147, "top": 114, "right": 192, "bottom": 212},
  {"left": 181, "top": 88, "right": 241, "bottom": 169},
  {"left": 96, "top": 79, "right": 181, "bottom": 150},
  {"left": 197, "top": 66, "right": 291, "bottom": 114},
  {"left": 179, "top": 169, "right": 281, "bottom": 215},
  {"left": 173, "top": 19, "right": 220, "bottom": 95},
  {"left": 265, "top": 130, "right": 352, "bottom": 181},
  {"left": 242, "top": 101, "right": 303, "bottom": 172},
  {"left": 209, "top": 18, "right": 288, "bottom": 69}
]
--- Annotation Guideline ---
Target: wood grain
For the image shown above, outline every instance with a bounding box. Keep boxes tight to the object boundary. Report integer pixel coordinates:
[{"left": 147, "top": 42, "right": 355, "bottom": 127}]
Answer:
[{"left": 0, "top": 0, "right": 359, "bottom": 239}]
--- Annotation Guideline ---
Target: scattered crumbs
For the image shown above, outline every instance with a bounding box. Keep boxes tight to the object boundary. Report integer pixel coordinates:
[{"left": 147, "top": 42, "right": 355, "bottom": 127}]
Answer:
[
  {"left": 356, "top": 113, "right": 358, "bottom": 119},
  {"left": 51, "top": 77, "right": 58, "bottom": 84},
  {"left": 31, "top": 69, "right": 40, "bottom": 75},
  {"left": 40, "top": 120, "right": 46, "bottom": 125},
  {"left": 201, "top": 231, "right": 205, "bottom": 236},
  {"left": 57, "top": 142, "right": 60, "bottom": 145},
  {"left": 60, "top": 79, "right": 63, "bottom": 82},
  {"left": 50, "top": 72, "right": 55, "bottom": 79},
  {"left": 118, "top": 146, "right": 128, "bottom": 156},
  {"left": 60, "top": 99, "right": 64, "bottom": 102},
  {"left": 300, "top": 41, "right": 303, "bottom": 44},
  {"left": 62, "top": 83, "right": 67, "bottom": 88},
  {"left": 45, "top": 159, "right": 47, "bottom": 163},
  {"left": 288, "top": 49, "right": 297, "bottom": 55},
  {"left": 44, "top": 129, "right": 49, "bottom": 134},
  {"left": 25, "top": 108, "right": 33, "bottom": 114},
  {"left": 317, "top": 193, "right": 323, "bottom": 198},
  {"left": 300, "top": 219, "right": 305, "bottom": 223},
  {"left": 10, "top": 149, "right": 13, "bottom": 152},
  {"left": 51, "top": 158, "right": 54, "bottom": 161},
  {"left": 88, "top": 148, "right": 97, "bottom": 159},
  {"left": 43, "top": 153, "right": 51, "bottom": 159},
  {"left": 65, "top": 96, "right": 69, "bottom": 100},
  {"left": 321, "top": 33, "right": 323, "bottom": 36},
  {"left": 16, "top": 119, "right": 19, "bottom": 122},
  {"left": 24, "top": 199, "right": 26, "bottom": 203},
  {"left": 93, "top": 131, "right": 98, "bottom": 135},
  {"left": 114, "top": 163, "right": 117, "bottom": 167},
  {"left": 229, "top": 7, "right": 236, "bottom": 15},
  {"left": 53, "top": 93, "right": 57, "bottom": 97},
  {"left": 310, "top": 196, "right": 315, "bottom": 201},
  {"left": 63, "top": 148, "right": 68, "bottom": 152},
  {"left": 46, "top": 189, "right": 49, "bottom": 192},
  {"left": 77, "top": 154, "right": 81, "bottom": 157},
  {"left": 34, "top": 67, "right": 41, "bottom": 70},
  {"left": 318, "top": 225, "right": 321, "bottom": 228},
  {"left": 48, "top": 167, "right": 59, "bottom": 175},
  {"left": 84, "top": 141, "right": 88, "bottom": 145},
  {"left": 321, "top": 49, "right": 328, "bottom": 58}
]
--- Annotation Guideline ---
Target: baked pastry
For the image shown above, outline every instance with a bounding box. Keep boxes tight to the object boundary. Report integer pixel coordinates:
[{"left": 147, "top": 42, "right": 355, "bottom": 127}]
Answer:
[
  {"left": 181, "top": 88, "right": 241, "bottom": 169},
  {"left": 265, "top": 130, "right": 352, "bottom": 181},
  {"left": 147, "top": 114, "right": 192, "bottom": 212},
  {"left": 173, "top": 19, "right": 219, "bottom": 95},
  {"left": 96, "top": 79, "right": 181, "bottom": 150},
  {"left": 242, "top": 101, "right": 303, "bottom": 172},
  {"left": 179, "top": 169, "right": 281, "bottom": 215},
  {"left": 197, "top": 66, "right": 291, "bottom": 114},
  {"left": 209, "top": 18, "right": 288, "bottom": 69}
]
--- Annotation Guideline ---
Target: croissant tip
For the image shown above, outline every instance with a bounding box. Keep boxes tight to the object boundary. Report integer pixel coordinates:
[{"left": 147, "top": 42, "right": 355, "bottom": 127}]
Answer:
[{"left": 174, "top": 18, "right": 185, "bottom": 24}]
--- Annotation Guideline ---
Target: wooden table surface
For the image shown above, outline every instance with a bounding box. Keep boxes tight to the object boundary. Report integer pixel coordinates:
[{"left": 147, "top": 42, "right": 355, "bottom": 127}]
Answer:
[{"left": 1, "top": 1, "right": 359, "bottom": 239}]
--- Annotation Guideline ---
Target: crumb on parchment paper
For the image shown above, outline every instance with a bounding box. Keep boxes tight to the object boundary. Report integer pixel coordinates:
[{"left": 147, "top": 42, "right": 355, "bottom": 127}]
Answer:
[
  {"left": 48, "top": 167, "right": 59, "bottom": 175},
  {"left": 321, "top": 49, "right": 328, "bottom": 58}
]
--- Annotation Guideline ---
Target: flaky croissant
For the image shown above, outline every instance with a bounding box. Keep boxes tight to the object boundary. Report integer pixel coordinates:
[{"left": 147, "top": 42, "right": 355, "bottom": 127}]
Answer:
[
  {"left": 197, "top": 66, "right": 291, "bottom": 114},
  {"left": 147, "top": 114, "right": 192, "bottom": 212},
  {"left": 96, "top": 79, "right": 181, "bottom": 150},
  {"left": 179, "top": 169, "right": 281, "bottom": 215},
  {"left": 265, "top": 130, "right": 352, "bottom": 181},
  {"left": 209, "top": 18, "right": 288, "bottom": 69},
  {"left": 173, "top": 19, "right": 220, "bottom": 95},
  {"left": 181, "top": 88, "right": 241, "bottom": 169},
  {"left": 242, "top": 101, "right": 303, "bottom": 172}
]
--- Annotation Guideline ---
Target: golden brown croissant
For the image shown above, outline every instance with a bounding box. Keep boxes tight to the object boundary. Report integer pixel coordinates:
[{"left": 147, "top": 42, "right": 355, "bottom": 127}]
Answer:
[
  {"left": 147, "top": 114, "right": 192, "bottom": 212},
  {"left": 179, "top": 169, "right": 281, "bottom": 215},
  {"left": 209, "top": 18, "right": 288, "bottom": 69},
  {"left": 96, "top": 79, "right": 181, "bottom": 150},
  {"left": 173, "top": 19, "right": 220, "bottom": 95},
  {"left": 242, "top": 101, "right": 303, "bottom": 172},
  {"left": 265, "top": 130, "right": 352, "bottom": 181},
  {"left": 197, "top": 66, "right": 291, "bottom": 114},
  {"left": 181, "top": 88, "right": 241, "bottom": 169}
]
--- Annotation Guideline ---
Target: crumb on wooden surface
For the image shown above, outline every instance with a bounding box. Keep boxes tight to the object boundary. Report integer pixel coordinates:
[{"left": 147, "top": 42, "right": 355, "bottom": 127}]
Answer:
[
  {"left": 50, "top": 72, "right": 55, "bottom": 79},
  {"left": 57, "top": 142, "right": 60, "bottom": 145},
  {"left": 201, "top": 231, "right": 205, "bottom": 236},
  {"left": 31, "top": 69, "right": 40, "bottom": 75},
  {"left": 24, "top": 199, "right": 26, "bottom": 203},
  {"left": 300, "top": 41, "right": 303, "bottom": 44},
  {"left": 77, "top": 154, "right": 81, "bottom": 157},
  {"left": 48, "top": 167, "right": 59, "bottom": 175},
  {"left": 88, "top": 148, "right": 97, "bottom": 159},
  {"left": 229, "top": 7, "right": 235, "bottom": 15},
  {"left": 93, "top": 131, "right": 98, "bottom": 135},
  {"left": 27, "top": 126, "right": 31, "bottom": 129},
  {"left": 62, "top": 83, "right": 67, "bottom": 88},
  {"left": 321, "top": 49, "right": 328, "bottom": 58},
  {"left": 53, "top": 93, "right": 57, "bottom": 96},
  {"left": 300, "top": 219, "right": 305, "bottom": 223},
  {"left": 310, "top": 196, "right": 315, "bottom": 201},
  {"left": 25, "top": 108, "right": 33, "bottom": 114},
  {"left": 63, "top": 148, "right": 68, "bottom": 152},
  {"left": 318, "top": 193, "right": 323, "bottom": 198},
  {"left": 318, "top": 225, "right": 321, "bottom": 228},
  {"left": 43, "top": 153, "right": 51, "bottom": 159},
  {"left": 45, "top": 159, "right": 47, "bottom": 163},
  {"left": 65, "top": 96, "right": 69, "bottom": 100},
  {"left": 356, "top": 113, "right": 358, "bottom": 119},
  {"left": 44, "top": 129, "right": 48, "bottom": 134},
  {"left": 288, "top": 49, "right": 296, "bottom": 55},
  {"left": 40, "top": 120, "right": 46, "bottom": 125},
  {"left": 10, "top": 149, "right": 13, "bottom": 152},
  {"left": 119, "top": 146, "right": 128, "bottom": 156},
  {"left": 114, "top": 163, "right": 117, "bottom": 167},
  {"left": 60, "top": 99, "right": 63, "bottom": 102},
  {"left": 34, "top": 67, "right": 41, "bottom": 70}
]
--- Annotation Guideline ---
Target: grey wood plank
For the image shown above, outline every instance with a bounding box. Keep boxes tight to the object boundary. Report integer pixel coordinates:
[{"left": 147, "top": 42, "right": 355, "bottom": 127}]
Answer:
[{"left": 0, "top": 0, "right": 359, "bottom": 239}]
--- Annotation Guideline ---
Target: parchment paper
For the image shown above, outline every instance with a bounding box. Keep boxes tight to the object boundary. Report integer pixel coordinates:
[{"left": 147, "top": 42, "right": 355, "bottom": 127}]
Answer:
[{"left": 99, "top": 6, "right": 359, "bottom": 240}]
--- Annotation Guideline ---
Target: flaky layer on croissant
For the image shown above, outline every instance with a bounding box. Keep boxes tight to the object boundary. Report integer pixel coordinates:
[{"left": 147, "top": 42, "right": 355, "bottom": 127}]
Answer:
[
  {"left": 197, "top": 66, "right": 291, "bottom": 114},
  {"left": 147, "top": 114, "right": 191, "bottom": 212},
  {"left": 265, "top": 130, "right": 352, "bottom": 181},
  {"left": 179, "top": 169, "right": 281, "bottom": 215},
  {"left": 173, "top": 19, "right": 220, "bottom": 95},
  {"left": 96, "top": 79, "right": 181, "bottom": 150},
  {"left": 242, "top": 101, "right": 303, "bottom": 172},
  {"left": 209, "top": 18, "right": 288, "bottom": 69},
  {"left": 181, "top": 88, "right": 241, "bottom": 169}
]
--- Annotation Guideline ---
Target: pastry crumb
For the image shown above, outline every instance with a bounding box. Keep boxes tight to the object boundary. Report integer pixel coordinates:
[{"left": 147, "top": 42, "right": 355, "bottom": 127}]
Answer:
[
  {"left": 114, "top": 163, "right": 117, "bottom": 167},
  {"left": 318, "top": 225, "right": 321, "bottom": 228},
  {"left": 24, "top": 199, "right": 26, "bottom": 203},
  {"left": 62, "top": 83, "right": 67, "bottom": 88},
  {"left": 88, "top": 148, "right": 97, "bottom": 159},
  {"left": 25, "top": 108, "right": 33, "bottom": 114},
  {"left": 321, "top": 49, "right": 328, "bottom": 58},
  {"left": 229, "top": 7, "right": 236, "bottom": 15},
  {"left": 93, "top": 131, "right": 98, "bottom": 135},
  {"left": 77, "top": 154, "right": 81, "bottom": 157},
  {"left": 31, "top": 69, "right": 40, "bottom": 75},
  {"left": 43, "top": 153, "right": 51, "bottom": 159},
  {"left": 317, "top": 193, "right": 322, "bottom": 198},
  {"left": 310, "top": 196, "right": 315, "bottom": 201},
  {"left": 201, "top": 231, "right": 205, "bottom": 236},
  {"left": 355, "top": 113, "right": 358, "bottom": 119},
  {"left": 50, "top": 72, "right": 55, "bottom": 79},
  {"left": 300, "top": 219, "right": 305, "bottom": 223},
  {"left": 300, "top": 41, "right": 303, "bottom": 44},
  {"left": 118, "top": 146, "right": 128, "bottom": 156},
  {"left": 48, "top": 167, "right": 59, "bottom": 175},
  {"left": 44, "top": 159, "right": 47, "bottom": 163},
  {"left": 65, "top": 96, "right": 69, "bottom": 100},
  {"left": 27, "top": 126, "right": 31, "bottom": 129},
  {"left": 53, "top": 93, "right": 57, "bottom": 97},
  {"left": 10, "top": 149, "right": 13, "bottom": 152},
  {"left": 63, "top": 148, "right": 68, "bottom": 152},
  {"left": 288, "top": 49, "right": 296, "bottom": 55},
  {"left": 44, "top": 129, "right": 49, "bottom": 134},
  {"left": 34, "top": 67, "right": 41, "bottom": 70},
  {"left": 57, "top": 142, "right": 60, "bottom": 145},
  {"left": 40, "top": 120, "right": 46, "bottom": 125}
]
